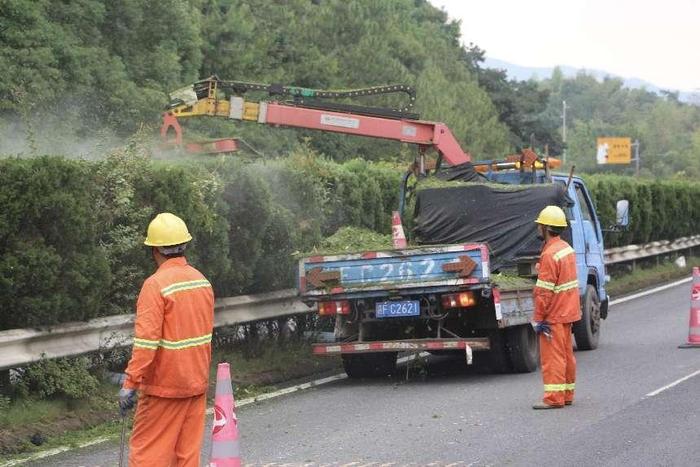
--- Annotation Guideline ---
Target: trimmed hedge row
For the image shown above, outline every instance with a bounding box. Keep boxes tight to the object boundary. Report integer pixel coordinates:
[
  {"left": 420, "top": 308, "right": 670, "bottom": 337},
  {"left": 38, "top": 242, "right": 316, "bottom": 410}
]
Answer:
[
  {"left": 0, "top": 148, "right": 401, "bottom": 330},
  {"left": 1, "top": 151, "right": 698, "bottom": 330},
  {"left": 583, "top": 175, "right": 700, "bottom": 247}
]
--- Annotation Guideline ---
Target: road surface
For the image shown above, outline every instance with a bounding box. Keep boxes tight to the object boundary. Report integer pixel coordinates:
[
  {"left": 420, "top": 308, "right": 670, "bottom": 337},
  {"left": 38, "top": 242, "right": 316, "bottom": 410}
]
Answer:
[{"left": 26, "top": 281, "right": 700, "bottom": 466}]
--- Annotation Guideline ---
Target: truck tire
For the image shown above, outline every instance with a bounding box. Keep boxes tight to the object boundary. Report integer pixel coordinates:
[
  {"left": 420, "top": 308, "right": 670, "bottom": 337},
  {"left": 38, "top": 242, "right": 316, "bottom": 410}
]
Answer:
[
  {"left": 342, "top": 352, "right": 397, "bottom": 378},
  {"left": 573, "top": 284, "right": 601, "bottom": 350},
  {"left": 504, "top": 324, "right": 540, "bottom": 373},
  {"left": 485, "top": 330, "right": 512, "bottom": 373}
]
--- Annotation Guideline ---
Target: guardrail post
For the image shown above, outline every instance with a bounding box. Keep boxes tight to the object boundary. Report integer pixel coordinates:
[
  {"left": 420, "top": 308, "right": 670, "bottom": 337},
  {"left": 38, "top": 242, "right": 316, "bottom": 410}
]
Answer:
[{"left": 0, "top": 369, "right": 10, "bottom": 396}]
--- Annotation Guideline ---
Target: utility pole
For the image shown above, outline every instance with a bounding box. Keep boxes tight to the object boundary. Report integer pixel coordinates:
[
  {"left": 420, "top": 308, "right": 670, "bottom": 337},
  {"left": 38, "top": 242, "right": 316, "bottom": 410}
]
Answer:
[
  {"left": 632, "top": 139, "right": 640, "bottom": 176},
  {"left": 562, "top": 100, "right": 567, "bottom": 164}
]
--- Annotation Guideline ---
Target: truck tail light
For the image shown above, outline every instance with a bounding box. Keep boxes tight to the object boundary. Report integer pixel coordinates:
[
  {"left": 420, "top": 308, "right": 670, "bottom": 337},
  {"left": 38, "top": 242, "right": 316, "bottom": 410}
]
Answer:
[
  {"left": 441, "top": 291, "right": 476, "bottom": 309},
  {"left": 318, "top": 300, "right": 351, "bottom": 316}
]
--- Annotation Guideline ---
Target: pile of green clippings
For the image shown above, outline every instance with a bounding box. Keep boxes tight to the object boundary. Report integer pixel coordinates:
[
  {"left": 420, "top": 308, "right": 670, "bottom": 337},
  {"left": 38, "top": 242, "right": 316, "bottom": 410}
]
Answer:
[
  {"left": 491, "top": 273, "right": 536, "bottom": 290},
  {"left": 415, "top": 178, "right": 554, "bottom": 191},
  {"left": 303, "top": 226, "right": 394, "bottom": 256}
]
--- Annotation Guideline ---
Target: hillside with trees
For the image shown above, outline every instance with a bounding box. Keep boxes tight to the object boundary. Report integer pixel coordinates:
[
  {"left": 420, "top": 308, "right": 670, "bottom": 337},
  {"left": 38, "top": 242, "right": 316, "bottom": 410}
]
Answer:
[{"left": 1, "top": 0, "right": 699, "bottom": 176}]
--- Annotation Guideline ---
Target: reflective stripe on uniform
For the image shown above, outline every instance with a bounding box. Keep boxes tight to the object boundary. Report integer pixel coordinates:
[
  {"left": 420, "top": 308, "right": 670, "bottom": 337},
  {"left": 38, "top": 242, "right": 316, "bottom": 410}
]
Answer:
[
  {"left": 133, "top": 337, "right": 160, "bottom": 350},
  {"left": 161, "top": 279, "right": 211, "bottom": 297},
  {"left": 133, "top": 333, "right": 212, "bottom": 351},
  {"left": 553, "top": 246, "right": 575, "bottom": 262},
  {"left": 544, "top": 383, "right": 567, "bottom": 392},
  {"left": 554, "top": 280, "right": 579, "bottom": 293},
  {"left": 159, "top": 333, "right": 212, "bottom": 349},
  {"left": 565, "top": 383, "right": 576, "bottom": 391},
  {"left": 536, "top": 279, "right": 556, "bottom": 291}
]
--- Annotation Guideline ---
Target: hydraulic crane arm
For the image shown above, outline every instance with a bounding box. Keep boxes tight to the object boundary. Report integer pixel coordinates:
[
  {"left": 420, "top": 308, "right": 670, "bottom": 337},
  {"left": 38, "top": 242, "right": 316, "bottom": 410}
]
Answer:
[{"left": 162, "top": 77, "right": 471, "bottom": 165}]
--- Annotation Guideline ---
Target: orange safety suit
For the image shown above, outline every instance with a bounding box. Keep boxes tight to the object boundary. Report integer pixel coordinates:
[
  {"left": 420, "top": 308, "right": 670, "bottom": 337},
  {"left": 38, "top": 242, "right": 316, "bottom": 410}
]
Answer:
[
  {"left": 533, "top": 237, "right": 581, "bottom": 407},
  {"left": 123, "top": 256, "right": 215, "bottom": 466}
]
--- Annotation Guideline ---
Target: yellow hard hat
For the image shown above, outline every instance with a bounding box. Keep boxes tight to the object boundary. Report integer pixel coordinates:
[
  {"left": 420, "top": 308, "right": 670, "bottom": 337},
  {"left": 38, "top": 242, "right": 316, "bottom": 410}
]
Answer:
[
  {"left": 535, "top": 205, "right": 568, "bottom": 227},
  {"left": 144, "top": 213, "right": 192, "bottom": 247}
]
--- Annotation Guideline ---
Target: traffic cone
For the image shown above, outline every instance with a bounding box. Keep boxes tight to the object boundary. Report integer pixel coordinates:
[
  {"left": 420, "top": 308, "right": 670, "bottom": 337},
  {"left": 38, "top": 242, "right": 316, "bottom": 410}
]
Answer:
[
  {"left": 391, "top": 211, "right": 407, "bottom": 249},
  {"left": 209, "top": 363, "right": 241, "bottom": 466},
  {"left": 679, "top": 267, "right": 700, "bottom": 348}
]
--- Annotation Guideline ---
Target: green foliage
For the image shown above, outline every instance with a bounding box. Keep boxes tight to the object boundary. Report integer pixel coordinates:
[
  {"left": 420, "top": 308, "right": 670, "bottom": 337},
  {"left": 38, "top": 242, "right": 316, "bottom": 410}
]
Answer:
[
  {"left": 0, "top": 157, "right": 111, "bottom": 329},
  {"left": 0, "top": 148, "right": 699, "bottom": 331},
  {"left": 0, "top": 0, "right": 511, "bottom": 160},
  {"left": 307, "top": 227, "right": 393, "bottom": 256},
  {"left": 541, "top": 72, "right": 700, "bottom": 178},
  {"left": 583, "top": 175, "right": 700, "bottom": 247},
  {"left": 15, "top": 357, "right": 98, "bottom": 400},
  {"left": 0, "top": 147, "right": 403, "bottom": 330},
  {"left": 465, "top": 44, "right": 560, "bottom": 152}
]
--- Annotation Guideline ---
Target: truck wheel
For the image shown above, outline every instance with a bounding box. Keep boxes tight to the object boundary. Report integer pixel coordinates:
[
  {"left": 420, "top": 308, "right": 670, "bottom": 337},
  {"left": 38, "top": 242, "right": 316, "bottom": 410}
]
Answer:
[
  {"left": 485, "top": 330, "right": 512, "bottom": 373},
  {"left": 573, "top": 284, "right": 601, "bottom": 350},
  {"left": 504, "top": 324, "right": 539, "bottom": 373},
  {"left": 342, "top": 353, "right": 397, "bottom": 378}
]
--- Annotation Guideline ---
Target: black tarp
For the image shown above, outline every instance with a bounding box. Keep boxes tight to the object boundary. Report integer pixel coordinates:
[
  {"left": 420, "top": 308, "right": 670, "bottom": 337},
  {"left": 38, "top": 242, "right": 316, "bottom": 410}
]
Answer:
[
  {"left": 413, "top": 183, "right": 573, "bottom": 269},
  {"left": 433, "top": 162, "right": 486, "bottom": 182}
]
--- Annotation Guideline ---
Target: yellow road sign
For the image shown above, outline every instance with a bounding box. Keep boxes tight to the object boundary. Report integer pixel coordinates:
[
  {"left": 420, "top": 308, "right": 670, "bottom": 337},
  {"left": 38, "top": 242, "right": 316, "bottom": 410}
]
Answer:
[{"left": 596, "top": 137, "right": 632, "bottom": 164}]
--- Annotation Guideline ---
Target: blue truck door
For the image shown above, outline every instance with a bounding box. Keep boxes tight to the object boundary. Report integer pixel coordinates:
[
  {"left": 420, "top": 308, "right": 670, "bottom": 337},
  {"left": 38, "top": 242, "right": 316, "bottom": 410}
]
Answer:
[
  {"left": 565, "top": 183, "right": 588, "bottom": 293},
  {"left": 573, "top": 182, "right": 606, "bottom": 292}
]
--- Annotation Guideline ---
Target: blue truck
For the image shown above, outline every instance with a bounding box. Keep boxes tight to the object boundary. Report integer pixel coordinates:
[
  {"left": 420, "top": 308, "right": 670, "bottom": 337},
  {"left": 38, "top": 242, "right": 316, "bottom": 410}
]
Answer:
[{"left": 299, "top": 161, "right": 629, "bottom": 377}]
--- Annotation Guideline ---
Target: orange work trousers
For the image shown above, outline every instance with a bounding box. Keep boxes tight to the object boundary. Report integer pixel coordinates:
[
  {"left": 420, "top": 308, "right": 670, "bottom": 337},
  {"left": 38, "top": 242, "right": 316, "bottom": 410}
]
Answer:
[
  {"left": 539, "top": 322, "right": 576, "bottom": 406},
  {"left": 129, "top": 392, "right": 207, "bottom": 467}
]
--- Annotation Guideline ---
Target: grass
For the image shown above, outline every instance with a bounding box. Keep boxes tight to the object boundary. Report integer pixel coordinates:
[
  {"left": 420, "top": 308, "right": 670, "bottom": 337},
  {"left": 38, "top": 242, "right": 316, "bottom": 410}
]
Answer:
[
  {"left": 491, "top": 273, "right": 535, "bottom": 290},
  {"left": 299, "top": 226, "right": 393, "bottom": 256},
  {"left": 415, "top": 178, "right": 554, "bottom": 191},
  {"left": 606, "top": 256, "right": 699, "bottom": 297}
]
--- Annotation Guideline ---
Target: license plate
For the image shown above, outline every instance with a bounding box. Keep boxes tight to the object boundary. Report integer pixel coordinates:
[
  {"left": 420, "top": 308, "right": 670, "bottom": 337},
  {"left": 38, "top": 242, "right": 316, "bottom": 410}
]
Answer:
[{"left": 375, "top": 300, "right": 420, "bottom": 318}]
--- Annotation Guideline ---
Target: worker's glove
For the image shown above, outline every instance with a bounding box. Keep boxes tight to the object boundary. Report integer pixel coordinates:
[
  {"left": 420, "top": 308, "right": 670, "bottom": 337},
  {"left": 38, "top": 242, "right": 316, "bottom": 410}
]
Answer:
[
  {"left": 532, "top": 320, "right": 551, "bottom": 336},
  {"left": 118, "top": 388, "right": 137, "bottom": 417}
]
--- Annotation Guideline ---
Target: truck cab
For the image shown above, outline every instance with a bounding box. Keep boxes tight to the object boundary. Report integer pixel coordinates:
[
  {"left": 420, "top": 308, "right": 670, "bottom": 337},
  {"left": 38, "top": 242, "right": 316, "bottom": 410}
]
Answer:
[{"left": 484, "top": 170, "right": 610, "bottom": 350}]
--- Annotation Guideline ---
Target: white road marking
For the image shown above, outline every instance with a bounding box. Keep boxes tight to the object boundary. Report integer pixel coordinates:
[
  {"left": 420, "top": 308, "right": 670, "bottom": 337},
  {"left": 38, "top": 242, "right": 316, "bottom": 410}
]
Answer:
[
  {"left": 609, "top": 277, "right": 692, "bottom": 306},
  {"left": 645, "top": 369, "right": 700, "bottom": 397}
]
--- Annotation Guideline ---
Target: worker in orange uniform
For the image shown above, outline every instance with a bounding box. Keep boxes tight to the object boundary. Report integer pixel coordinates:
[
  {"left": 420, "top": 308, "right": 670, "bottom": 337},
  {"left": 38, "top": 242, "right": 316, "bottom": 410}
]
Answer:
[
  {"left": 119, "top": 213, "right": 215, "bottom": 465},
  {"left": 531, "top": 205, "right": 581, "bottom": 410}
]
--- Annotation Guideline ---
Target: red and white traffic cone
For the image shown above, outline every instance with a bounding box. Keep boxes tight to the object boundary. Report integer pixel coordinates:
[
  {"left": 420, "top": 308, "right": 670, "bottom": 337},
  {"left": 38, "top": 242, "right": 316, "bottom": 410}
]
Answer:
[
  {"left": 391, "top": 211, "right": 407, "bottom": 249},
  {"left": 209, "top": 363, "right": 241, "bottom": 466},
  {"left": 679, "top": 267, "right": 700, "bottom": 348}
]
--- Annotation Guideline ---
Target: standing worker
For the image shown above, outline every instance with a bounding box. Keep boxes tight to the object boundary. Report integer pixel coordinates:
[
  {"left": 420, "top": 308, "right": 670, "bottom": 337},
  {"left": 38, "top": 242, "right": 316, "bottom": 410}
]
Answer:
[
  {"left": 119, "top": 213, "right": 215, "bottom": 465},
  {"left": 531, "top": 206, "right": 580, "bottom": 410}
]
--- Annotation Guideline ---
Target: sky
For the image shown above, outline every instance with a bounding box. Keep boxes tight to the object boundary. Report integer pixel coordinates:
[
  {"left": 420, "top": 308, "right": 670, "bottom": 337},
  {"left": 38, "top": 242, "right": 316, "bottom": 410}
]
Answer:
[{"left": 428, "top": 0, "right": 699, "bottom": 91}]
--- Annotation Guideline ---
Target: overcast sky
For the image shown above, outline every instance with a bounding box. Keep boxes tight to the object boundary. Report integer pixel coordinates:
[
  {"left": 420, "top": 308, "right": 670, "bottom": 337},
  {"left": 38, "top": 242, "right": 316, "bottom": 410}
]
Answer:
[{"left": 429, "top": 0, "right": 699, "bottom": 91}]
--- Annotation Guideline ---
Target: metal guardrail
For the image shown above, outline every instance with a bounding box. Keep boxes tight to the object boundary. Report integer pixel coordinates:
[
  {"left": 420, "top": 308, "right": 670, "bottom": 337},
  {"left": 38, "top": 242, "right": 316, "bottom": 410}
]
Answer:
[
  {"left": 1, "top": 236, "right": 697, "bottom": 371},
  {"left": 0, "top": 289, "right": 309, "bottom": 371},
  {"left": 604, "top": 235, "right": 700, "bottom": 265}
]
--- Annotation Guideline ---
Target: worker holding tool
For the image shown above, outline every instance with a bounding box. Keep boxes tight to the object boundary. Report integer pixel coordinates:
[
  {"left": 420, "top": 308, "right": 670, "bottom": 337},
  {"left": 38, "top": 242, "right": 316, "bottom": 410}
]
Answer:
[
  {"left": 531, "top": 206, "right": 580, "bottom": 410},
  {"left": 119, "top": 213, "right": 215, "bottom": 466}
]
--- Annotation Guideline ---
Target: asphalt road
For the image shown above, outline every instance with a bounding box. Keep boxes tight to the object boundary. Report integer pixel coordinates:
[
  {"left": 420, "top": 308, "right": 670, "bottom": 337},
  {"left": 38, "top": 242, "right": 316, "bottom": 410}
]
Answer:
[{"left": 26, "top": 281, "right": 700, "bottom": 466}]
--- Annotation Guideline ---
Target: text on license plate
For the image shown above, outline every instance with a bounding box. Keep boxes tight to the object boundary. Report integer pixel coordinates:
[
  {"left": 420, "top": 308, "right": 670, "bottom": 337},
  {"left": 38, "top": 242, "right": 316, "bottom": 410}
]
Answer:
[{"left": 375, "top": 300, "right": 420, "bottom": 318}]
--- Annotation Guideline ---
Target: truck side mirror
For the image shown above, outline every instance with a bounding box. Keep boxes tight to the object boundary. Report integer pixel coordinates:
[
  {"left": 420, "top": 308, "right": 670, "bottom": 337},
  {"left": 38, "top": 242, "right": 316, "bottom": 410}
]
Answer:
[{"left": 615, "top": 200, "right": 629, "bottom": 228}]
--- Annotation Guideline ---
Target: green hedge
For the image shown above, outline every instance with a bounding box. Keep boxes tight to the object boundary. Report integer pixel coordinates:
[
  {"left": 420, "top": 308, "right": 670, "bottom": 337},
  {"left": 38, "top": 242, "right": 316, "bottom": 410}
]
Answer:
[
  {"left": 1, "top": 151, "right": 698, "bottom": 330},
  {"left": 0, "top": 148, "right": 402, "bottom": 330},
  {"left": 583, "top": 175, "right": 700, "bottom": 247}
]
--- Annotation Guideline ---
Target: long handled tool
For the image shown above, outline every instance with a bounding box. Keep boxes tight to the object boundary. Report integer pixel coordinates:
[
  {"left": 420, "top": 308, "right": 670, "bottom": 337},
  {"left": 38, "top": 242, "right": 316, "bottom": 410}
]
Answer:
[{"left": 118, "top": 413, "right": 127, "bottom": 467}]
